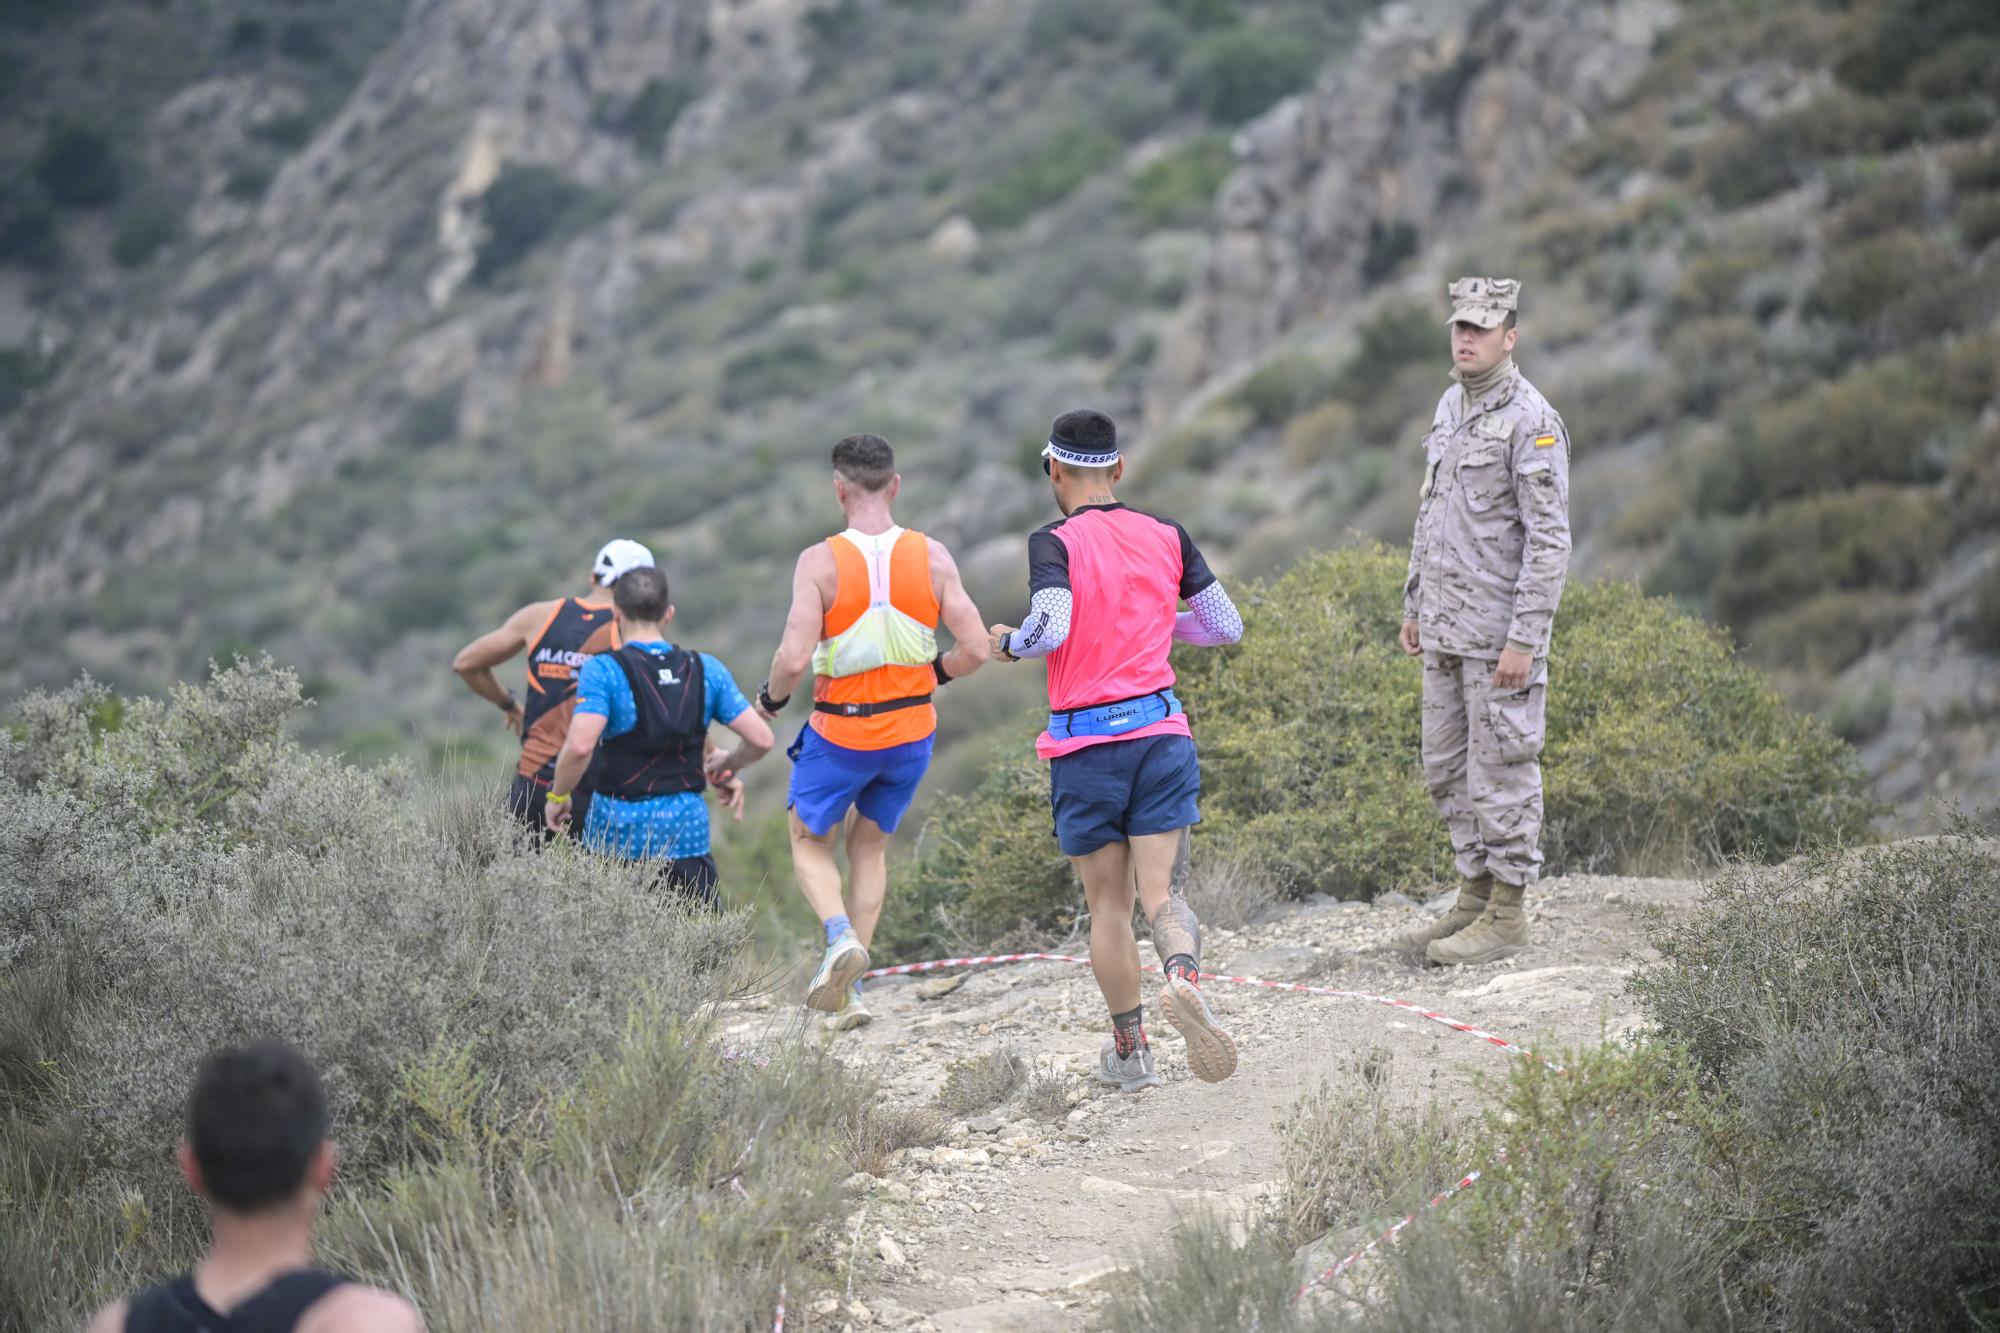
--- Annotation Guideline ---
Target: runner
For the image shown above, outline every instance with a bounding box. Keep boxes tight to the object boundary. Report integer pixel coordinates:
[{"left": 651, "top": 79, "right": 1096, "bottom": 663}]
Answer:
[
  {"left": 451, "top": 538, "right": 653, "bottom": 839},
  {"left": 987, "top": 409, "right": 1245, "bottom": 1091},
  {"left": 83, "top": 1039, "right": 421, "bottom": 1333},
  {"left": 754, "top": 433, "right": 991, "bottom": 1031},
  {"left": 545, "top": 565, "right": 770, "bottom": 904}
]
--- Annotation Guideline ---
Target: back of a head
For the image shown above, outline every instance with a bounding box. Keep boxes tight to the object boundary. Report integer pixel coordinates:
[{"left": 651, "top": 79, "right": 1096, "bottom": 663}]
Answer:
[
  {"left": 831, "top": 433, "right": 895, "bottom": 493},
  {"left": 1047, "top": 408, "right": 1120, "bottom": 481},
  {"left": 613, "top": 564, "right": 671, "bottom": 622},
  {"left": 188, "top": 1039, "right": 329, "bottom": 1213}
]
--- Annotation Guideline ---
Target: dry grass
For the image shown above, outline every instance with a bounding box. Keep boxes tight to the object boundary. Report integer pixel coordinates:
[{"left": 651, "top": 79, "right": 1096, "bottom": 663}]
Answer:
[{"left": 934, "top": 1045, "right": 1028, "bottom": 1117}]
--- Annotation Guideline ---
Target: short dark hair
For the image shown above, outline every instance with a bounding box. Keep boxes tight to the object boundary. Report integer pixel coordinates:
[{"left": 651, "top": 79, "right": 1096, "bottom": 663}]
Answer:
[
  {"left": 187, "top": 1039, "right": 329, "bottom": 1212},
  {"left": 613, "top": 564, "right": 671, "bottom": 621},
  {"left": 831, "top": 433, "right": 895, "bottom": 491},
  {"left": 1501, "top": 310, "right": 1518, "bottom": 331},
  {"left": 1050, "top": 409, "right": 1117, "bottom": 453}
]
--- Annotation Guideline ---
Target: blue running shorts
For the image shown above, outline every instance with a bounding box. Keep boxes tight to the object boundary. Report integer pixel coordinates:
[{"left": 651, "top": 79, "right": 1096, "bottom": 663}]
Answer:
[
  {"left": 1048, "top": 733, "right": 1202, "bottom": 857},
  {"left": 787, "top": 726, "right": 936, "bottom": 837}
]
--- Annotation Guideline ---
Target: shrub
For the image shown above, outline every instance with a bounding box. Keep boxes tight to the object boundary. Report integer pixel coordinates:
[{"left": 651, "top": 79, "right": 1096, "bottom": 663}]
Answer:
[
  {"left": 887, "top": 549, "right": 1875, "bottom": 951},
  {"left": 1125, "top": 10, "right": 1192, "bottom": 73},
  {"left": 1282, "top": 1076, "right": 1460, "bottom": 1243},
  {"left": 614, "top": 76, "right": 699, "bottom": 156},
  {"left": 1177, "top": 23, "right": 1320, "bottom": 124},
  {"left": 112, "top": 192, "right": 180, "bottom": 267},
  {"left": 1960, "top": 191, "right": 2000, "bottom": 250},
  {"left": 1694, "top": 353, "right": 1960, "bottom": 514},
  {"left": 720, "top": 335, "right": 840, "bottom": 408},
  {"left": 1231, "top": 354, "right": 1336, "bottom": 429},
  {"left": 0, "top": 197, "right": 61, "bottom": 271},
  {"left": 967, "top": 123, "right": 1122, "bottom": 230},
  {"left": 1969, "top": 561, "right": 2000, "bottom": 653},
  {"left": 474, "top": 165, "right": 609, "bottom": 282},
  {"left": 1699, "top": 92, "right": 1919, "bottom": 208},
  {"left": 1127, "top": 132, "right": 1232, "bottom": 229},
  {"left": 0, "top": 663, "right": 867, "bottom": 1328},
  {"left": 935, "top": 1046, "right": 1028, "bottom": 1116},
  {"left": 35, "top": 120, "right": 121, "bottom": 208},
  {"left": 1806, "top": 229, "right": 1967, "bottom": 349},
  {"left": 1708, "top": 487, "right": 1947, "bottom": 630},
  {"left": 1825, "top": 681, "right": 1894, "bottom": 743},
  {"left": 1281, "top": 399, "right": 1356, "bottom": 466},
  {"left": 1025, "top": 0, "right": 1122, "bottom": 49}
]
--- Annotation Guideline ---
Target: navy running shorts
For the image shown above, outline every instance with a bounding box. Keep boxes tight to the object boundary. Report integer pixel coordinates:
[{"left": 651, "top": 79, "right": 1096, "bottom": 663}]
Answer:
[{"left": 1048, "top": 733, "right": 1201, "bottom": 857}]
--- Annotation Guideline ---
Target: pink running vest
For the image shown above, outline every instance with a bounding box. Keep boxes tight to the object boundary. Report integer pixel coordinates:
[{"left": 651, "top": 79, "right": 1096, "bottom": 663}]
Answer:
[{"left": 1034, "top": 505, "right": 1210, "bottom": 760}]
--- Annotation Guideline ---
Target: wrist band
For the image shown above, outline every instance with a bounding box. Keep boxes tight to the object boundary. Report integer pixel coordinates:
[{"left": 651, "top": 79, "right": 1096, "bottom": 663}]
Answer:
[
  {"left": 933, "top": 652, "right": 952, "bottom": 684},
  {"left": 759, "top": 683, "right": 790, "bottom": 712},
  {"left": 499, "top": 690, "right": 520, "bottom": 712},
  {"left": 545, "top": 791, "right": 571, "bottom": 805}
]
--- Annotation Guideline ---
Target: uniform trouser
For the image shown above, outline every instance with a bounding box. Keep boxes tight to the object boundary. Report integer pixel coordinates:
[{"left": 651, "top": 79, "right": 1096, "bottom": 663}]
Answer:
[{"left": 1421, "top": 651, "right": 1548, "bottom": 888}]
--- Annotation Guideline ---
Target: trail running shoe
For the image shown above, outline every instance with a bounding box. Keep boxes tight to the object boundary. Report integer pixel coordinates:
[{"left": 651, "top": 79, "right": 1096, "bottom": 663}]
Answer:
[
  {"left": 1096, "top": 1037, "right": 1162, "bottom": 1092},
  {"left": 822, "top": 991, "right": 873, "bottom": 1033},
  {"left": 806, "top": 927, "right": 870, "bottom": 1012},
  {"left": 1160, "top": 975, "right": 1239, "bottom": 1083}
]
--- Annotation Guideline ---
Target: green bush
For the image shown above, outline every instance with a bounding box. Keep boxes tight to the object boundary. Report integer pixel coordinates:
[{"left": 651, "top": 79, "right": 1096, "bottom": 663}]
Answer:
[
  {"left": 1694, "top": 352, "right": 1961, "bottom": 513},
  {"left": 0, "top": 662, "right": 879, "bottom": 1328},
  {"left": 720, "top": 335, "right": 840, "bottom": 408},
  {"left": 1127, "top": 132, "right": 1232, "bottom": 228},
  {"left": 1959, "top": 191, "right": 2000, "bottom": 250},
  {"left": 1699, "top": 92, "right": 1920, "bottom": 208},
  {"left": 613, "top": 76, "right": 699, "bottom": 156},
  {"left": 35, "top": 119, "right": 121, "bottom": 208},
  {"left": 1177, "top": 23, "right": 1320, "bottom": 124},
  {"left": 1806, "top": 229, "right": 1967, "bottom": 349},
  {"left": 0, "top": 197, "right": 61, "bottom": 270},
  {"left": 1231, "top": 354, "right": 1337, "bottom": 428},
  {"left": 474, "top": 165, "right": 609, "bottom": 282},
  {"left": 1026, "top": 0, "right": 1122, "bottom": 49},
  {"left": 967, "top": 123, "right": 1122, "bottom": 229},
  {"left": 112, "top": 191, "right": 180, "bottom": 267},
  {"left": 1969, "top": 561, "right": 2000, "bottom": 654},
  {"left": 886, "top": 549, "right": 1874, "bottom": 951},
  {"left": 1710, "top": 487, "right": 1945, "bottom": 635}
]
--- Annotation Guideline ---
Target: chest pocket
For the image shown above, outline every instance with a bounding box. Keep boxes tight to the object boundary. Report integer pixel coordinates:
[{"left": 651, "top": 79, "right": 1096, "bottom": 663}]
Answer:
[{"left": 1456, "top": 443, "right": 1510, "bottom": 513}]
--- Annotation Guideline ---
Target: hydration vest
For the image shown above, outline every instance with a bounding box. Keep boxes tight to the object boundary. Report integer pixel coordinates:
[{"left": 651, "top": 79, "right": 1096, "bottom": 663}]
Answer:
[
  {"left": 595, "top": 643, "right": 708, "bottom": 801},
  {"left": 518, "top": 597, "right": 621, "bottom": 780},
  {"left": 124, "top": 1270, "right": 347, "bottom": 1333},
  {"left": 810, "top": 527, "right": 941, "bottom": 750}
]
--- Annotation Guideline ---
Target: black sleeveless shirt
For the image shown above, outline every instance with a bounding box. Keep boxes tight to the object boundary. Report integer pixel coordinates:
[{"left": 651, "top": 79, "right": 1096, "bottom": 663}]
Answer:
[
  {"left": 595, "top": 643, "right": 708, "bottom": 801},
  {"left": 124, "top": 1270, "right": 347, "bottom": 1333},
  {"left": 518, "top": 597, "right": 621, "bottom": 781}
]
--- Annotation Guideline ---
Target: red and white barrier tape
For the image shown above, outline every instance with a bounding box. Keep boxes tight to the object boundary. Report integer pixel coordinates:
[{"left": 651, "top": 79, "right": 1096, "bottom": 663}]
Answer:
[
  {"left": 862, "top": 951, "right": 1559, "bottom": 1070},
  {"left": 772, "top": 1281, "right": 786, "bottom": 1333}
]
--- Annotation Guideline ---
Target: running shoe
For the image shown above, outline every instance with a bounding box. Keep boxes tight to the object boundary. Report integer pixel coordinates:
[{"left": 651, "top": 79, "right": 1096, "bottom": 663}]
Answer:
[
  {"left": 1096, "top": 1037, "right": 1162, "bottom": 1092},
  {"left": 1160, "top": 975, "right": 1239, "bottom": 1083},
  {"left": 805, "top": 927, "right": 870, "bottom": 1012},
  {"left": 822, "top": 991, "right": 873, "bottom": 1033}
]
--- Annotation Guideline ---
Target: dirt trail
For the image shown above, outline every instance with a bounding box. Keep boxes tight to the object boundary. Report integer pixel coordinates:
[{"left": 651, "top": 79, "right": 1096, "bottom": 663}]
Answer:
[{"left": 721, "top": 873, "right": 1702, "bottom": 1331}]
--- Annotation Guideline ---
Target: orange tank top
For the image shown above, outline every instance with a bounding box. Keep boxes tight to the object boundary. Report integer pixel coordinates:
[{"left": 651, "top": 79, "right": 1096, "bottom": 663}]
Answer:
[{"left": 811, "top": 527, "right": 941, "bottom": 750}]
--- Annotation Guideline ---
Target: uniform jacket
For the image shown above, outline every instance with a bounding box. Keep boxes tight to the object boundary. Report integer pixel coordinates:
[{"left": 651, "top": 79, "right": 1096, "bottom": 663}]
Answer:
[{"left": 1402, "top": 366, "right": 1572, "bottom": 659}]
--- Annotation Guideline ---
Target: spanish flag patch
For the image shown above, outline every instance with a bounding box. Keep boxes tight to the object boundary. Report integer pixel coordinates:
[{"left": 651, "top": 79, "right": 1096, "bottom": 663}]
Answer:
[{"left": 1534, "top": 434, "right": 1557, "bottom": 448}]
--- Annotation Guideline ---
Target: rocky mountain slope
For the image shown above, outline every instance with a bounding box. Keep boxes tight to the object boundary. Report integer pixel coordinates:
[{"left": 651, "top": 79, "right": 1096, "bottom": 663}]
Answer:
[{"left": 1, "top": 0, "right": 1995, "bottom": 819}]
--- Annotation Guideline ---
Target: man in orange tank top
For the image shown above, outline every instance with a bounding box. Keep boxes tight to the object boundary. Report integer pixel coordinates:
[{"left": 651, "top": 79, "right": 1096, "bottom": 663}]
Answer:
[
  {"left": 452, "top": 539, "right": 745, "bottom": 839},
  {"left": 752, "top": 434, "right": 993, "bottom": 1030}
]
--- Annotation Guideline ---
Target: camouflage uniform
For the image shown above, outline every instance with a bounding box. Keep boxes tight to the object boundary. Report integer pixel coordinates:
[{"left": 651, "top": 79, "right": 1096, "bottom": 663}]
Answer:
[{"left": 1402, "top": 279, "right": 1571, "bottom": 891}]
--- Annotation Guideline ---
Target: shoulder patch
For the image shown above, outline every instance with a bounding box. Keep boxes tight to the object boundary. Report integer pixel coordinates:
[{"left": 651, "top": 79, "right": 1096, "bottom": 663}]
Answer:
[{"left": 1534, "top": 433, "right": 1557, "bottom": 448}]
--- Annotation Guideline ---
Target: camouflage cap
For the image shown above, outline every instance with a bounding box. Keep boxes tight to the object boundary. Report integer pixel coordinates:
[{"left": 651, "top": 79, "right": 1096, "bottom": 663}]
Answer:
[{"left": 1446, "top": 276, "right": 1520, "bottom": 329}]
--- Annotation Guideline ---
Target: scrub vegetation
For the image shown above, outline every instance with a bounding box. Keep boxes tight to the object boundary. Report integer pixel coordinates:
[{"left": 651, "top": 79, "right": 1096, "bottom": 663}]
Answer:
[
  {"left": 880, "top": 549, "right": 1875, "bottom": 956},
  {"left": 1103, "top": 824, "right": 2000, "bottom": 1332},
  {"left": 0, "top": 661, "right": 906, "bottom": 1331}
]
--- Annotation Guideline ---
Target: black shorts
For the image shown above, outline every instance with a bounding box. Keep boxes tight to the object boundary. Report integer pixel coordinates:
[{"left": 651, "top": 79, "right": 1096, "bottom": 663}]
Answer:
[
  {"left": 508, "top": 774, "right": 593, "bottom": 843},
  {"left": 644, "top": 853, "right": 719, "bottom": 908}
]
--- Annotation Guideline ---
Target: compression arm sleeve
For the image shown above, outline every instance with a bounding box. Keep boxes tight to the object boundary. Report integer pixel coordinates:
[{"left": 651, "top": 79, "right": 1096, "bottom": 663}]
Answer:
[
  {"left": 1174, "top": 582, "right": 1243, "bottom": 647},
  {"left": 1008, "top": 587, "right": 1073, "bottom": 659}
]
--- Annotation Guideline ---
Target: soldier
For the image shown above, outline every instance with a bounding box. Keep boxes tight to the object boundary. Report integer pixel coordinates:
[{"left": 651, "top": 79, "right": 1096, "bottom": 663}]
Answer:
[{"left": 1394, "top": 277, "right": 1571, "bottom": 966}]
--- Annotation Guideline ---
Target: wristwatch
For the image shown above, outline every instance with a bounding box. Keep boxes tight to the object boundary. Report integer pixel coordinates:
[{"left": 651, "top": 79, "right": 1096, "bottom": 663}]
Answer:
[
  {"left": 499, "top": 689, "right": 521, "bottom": 712},
  {"left": 997, "top": 632, "right": 1017, "bottom": 662},
  {"left": 758, "top": 682, "right": 790, "bottom": 713}
]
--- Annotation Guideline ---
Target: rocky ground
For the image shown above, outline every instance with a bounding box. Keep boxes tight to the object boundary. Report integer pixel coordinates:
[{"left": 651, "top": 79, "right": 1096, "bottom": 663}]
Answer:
[{"left": 720, "top": 872, "right": 1704, "bottom": 1331}]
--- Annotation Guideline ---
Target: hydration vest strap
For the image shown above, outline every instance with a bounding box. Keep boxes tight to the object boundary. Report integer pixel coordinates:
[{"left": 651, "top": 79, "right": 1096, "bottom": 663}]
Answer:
[
  {"left": 1050, "top": 689, "right": 1183, "bottom": 739},
  {"left": 813, "top": 693, "right": 934, "bottom": 719}
]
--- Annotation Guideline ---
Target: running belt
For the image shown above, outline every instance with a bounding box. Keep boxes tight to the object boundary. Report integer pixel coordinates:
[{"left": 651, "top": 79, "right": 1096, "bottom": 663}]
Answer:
[
  {"left": 815, "top": 693, "right": 933, "bottom": 718},
  {"left": 1049, "top": 689, "right": 1183, "bottom": 739}
]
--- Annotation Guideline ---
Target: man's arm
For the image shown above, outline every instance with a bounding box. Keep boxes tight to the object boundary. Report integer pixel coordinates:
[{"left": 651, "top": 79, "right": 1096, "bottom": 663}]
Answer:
[
  {"left": 1497, "top": 414, "right": 1572, "bottom": 687},
  {"left": 452, "top": 601, "right": 552, "bottom": 731},
  {"left": 82, "top": 1301, "right": 126, "bottom": 1333},
  {"left": 1168, "top": 524, "right": 1242, "bottom": 648},
  {"left": 990, "top": 526, "right": 1071, "bottom": 661},
  {"left": 311, "top": 1285, "right": 425, "bottom": 1333},
  {"left": 546, "top": 711, "right": 608, "bottom": 829},
  {"left": 760, "top": 548, "right": 829, "bottom": 713},
  {"left": 705, "top": 661, "right": 776, "bottom": 782},
  {"left": 929, "top": 538, "right": 992, "bottom": 681}
]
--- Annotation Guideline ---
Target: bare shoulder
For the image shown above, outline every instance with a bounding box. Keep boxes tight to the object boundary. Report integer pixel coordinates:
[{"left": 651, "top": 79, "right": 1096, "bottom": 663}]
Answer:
[
  {"left": 305, "top": 1284, "right": 423, "bottom": 1333},
  {"left": 926, "top": 535, "right": 961, "bottom": 577},
  {"left": 82, "top": 1300, "right": 128, "bottom": 1333},
  {"left": 508, "top": 597, "right": 562, "bottom": 631},
  {"left": 795, "top": 541, "right": 837, "bottom": 592}
]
